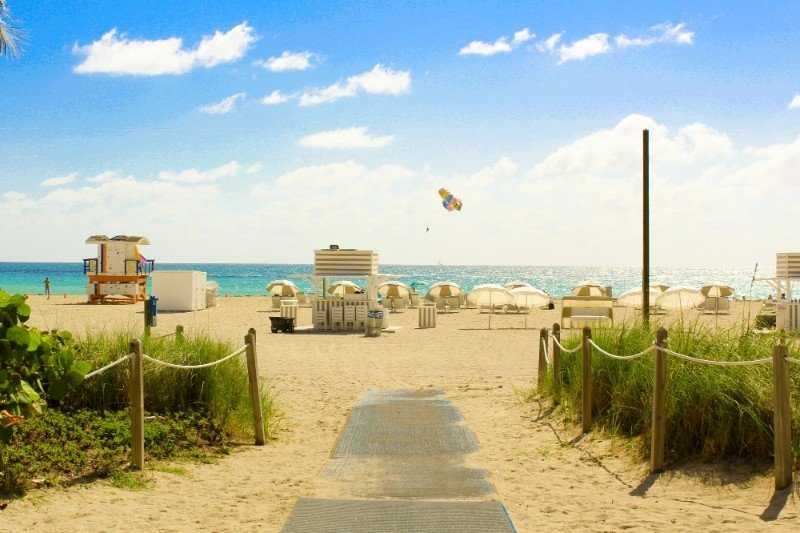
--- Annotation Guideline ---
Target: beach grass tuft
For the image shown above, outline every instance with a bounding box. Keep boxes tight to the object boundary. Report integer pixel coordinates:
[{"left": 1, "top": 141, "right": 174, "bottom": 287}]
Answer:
[{"left": 543, "top": 322, "right": 800, "bottom": 462}]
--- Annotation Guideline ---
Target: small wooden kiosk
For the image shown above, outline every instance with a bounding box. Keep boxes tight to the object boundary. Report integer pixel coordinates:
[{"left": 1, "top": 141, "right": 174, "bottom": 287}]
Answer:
[{"left": 83, "top": 235, "right": 155, "bottom": 304}]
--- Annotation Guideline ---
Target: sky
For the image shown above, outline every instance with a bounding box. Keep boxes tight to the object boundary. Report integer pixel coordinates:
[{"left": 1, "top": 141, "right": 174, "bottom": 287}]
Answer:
[{"left": 1, "top": 0, "right": 799, "bottom": 268}]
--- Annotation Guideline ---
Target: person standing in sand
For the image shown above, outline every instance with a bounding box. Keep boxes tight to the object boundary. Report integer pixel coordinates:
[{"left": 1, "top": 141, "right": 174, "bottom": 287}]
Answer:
[{"left": 44, "top": 277, "right": 51, "bottom": 299}]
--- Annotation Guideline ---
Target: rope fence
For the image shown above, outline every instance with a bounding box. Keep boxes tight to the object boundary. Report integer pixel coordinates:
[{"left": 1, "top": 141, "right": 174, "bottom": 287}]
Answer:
[
  {"left": 537, "top": 324, "right": 798, "bottom": 490},
  {"left": 84, "top": 353, "right": 132, "bottom": 380},
  {"left": 79, "top": 327, "right": 264, "bottom": 471}
]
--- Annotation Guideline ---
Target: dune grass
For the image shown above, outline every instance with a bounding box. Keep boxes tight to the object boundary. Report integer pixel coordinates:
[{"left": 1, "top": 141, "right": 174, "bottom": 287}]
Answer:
[
  {"left": 541, "top": 321, "right": 800, "bottom": 463},
  {"left": 1, "top": 329, "right": 279, "bottom": 495},
  {"left": 67, "top": 328, "right": 278, "bottom": 440}
]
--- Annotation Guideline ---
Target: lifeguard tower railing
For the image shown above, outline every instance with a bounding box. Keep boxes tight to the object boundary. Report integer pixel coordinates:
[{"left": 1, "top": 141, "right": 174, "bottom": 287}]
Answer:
[{"left": 83, "top": 258, "right": 155, "bottom": 276}]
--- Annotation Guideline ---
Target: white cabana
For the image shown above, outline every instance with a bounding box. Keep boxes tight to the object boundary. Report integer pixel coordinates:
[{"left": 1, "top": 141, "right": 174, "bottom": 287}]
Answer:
[
  {"left": 655, "top": 286, "right": 705, "bottom": 310},
  {"left": 426, "top": 281, "right": 461, "bottom": 298},
  {"left": 266, "top": 279, "right": 299, "bottom": 297},
  {"left": 467, "top": 284, "right": 514, "bottom": 311}
]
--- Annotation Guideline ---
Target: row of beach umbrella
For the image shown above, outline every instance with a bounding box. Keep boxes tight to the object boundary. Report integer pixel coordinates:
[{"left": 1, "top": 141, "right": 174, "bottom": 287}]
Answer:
[{"left": 267, "top": 278, "right": 734, "bottom": 310}]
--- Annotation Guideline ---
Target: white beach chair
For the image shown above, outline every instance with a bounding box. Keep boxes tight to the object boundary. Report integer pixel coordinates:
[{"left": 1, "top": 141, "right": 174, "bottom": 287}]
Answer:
[
  {"left": 331, "top": 306, "right": 344, "bottom": 331},
  {"left": 344, "top": 306, "right": 356, "bottom": 330},
  {"left": 355, "top": 306, "right": 368, "bottom": 330},
  {"left": 409, "top": 293, "right": 420, "bottom": 308}
]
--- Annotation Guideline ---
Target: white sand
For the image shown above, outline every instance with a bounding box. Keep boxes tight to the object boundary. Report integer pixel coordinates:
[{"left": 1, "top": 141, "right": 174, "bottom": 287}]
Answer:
[{"left": 2, "top": 295, "right": 798, "bottom": 532}]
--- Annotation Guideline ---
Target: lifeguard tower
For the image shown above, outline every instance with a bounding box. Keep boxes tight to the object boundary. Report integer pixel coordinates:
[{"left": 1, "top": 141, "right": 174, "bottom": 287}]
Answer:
[
  {"left": 83, "top": 235, "right": 155, "bottom": 304},
  {"left": 759, "top": 253, "right": 800, "bottom": 331}
]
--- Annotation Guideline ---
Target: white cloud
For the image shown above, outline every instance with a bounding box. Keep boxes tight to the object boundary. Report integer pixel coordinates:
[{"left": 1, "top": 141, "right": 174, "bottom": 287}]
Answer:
[
  {"left": 73, "top": 22, "right": 256, "bottom": 75},
  {"left": 557, "top": 33, "right": 611, "bottom": 64},
  {"left": 86, "top": 170, "right": 122, "bottom": 183},
  {"left": 256, "top": 50, "right": 314, "bottom": 71},
  {"left": 246, "top": 162, "right": 264, "bottom": 174},
  {"left": 459, "top": 27, "right": 533, "bottom": 56},
  {"left": 3, "top": 191, "right": 26, "bottom": 201},
  {"left": 299, "top": 64, "right": 410, "bottom": 106},
  {"left": 789, "top": 93, "right": 800, "bottom": 110},
  {"left": 157, "top": 161, "right": 243, "bottom": 183},
  {"left": 199, "top": 93, "right": 246, "bottom": 114},
  {"left": 616, "top": 22, "right": 694, "bottom": 48},
  {"left": 261, "top": 90, "right": 289, "bottom": 105},
  {"left": 536, "top": 32, "right": 563, "bottom": 53},
  {"left": 41, "top": 172, "right": 77, "bottom": 187},
  {"left": 298, "top": 127, "right": 394, "bottom": 148}
]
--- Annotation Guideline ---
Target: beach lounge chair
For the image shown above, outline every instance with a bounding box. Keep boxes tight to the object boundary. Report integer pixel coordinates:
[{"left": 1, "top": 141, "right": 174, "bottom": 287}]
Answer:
[
  {"left": 296, "top": 292, "right": 308, "bottom": 307},
  {"left": 271, "top": 295, "right": 282, "bottom": 310},
  {"left": 445, "top": 296, "right": 460, "bottom": 312},
  {"left": 436, "top": 297, "right": 447, "bottom": 313},
  {"left": 382, "top": 297, "right": 393, "bottom": 310},
  {"left": 409, "top": 293, "right": 420, "bottom": 308}
]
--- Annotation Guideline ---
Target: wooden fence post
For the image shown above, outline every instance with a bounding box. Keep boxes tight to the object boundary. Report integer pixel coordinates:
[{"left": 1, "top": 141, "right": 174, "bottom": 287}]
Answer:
[
  {"left": 650, "top": 327, "right": 668, "bottom": 473},
  {"left": 143, "top": 299, "right": 151, "bottom": 338},
  {"left": 582, "top": 326, "right": 592, "bottom": 433},
  {"left": 129, "top": 339, "right": 145, "bottom": 470},
  {"left": 552, "top": 323, "right": 561, "bottom": 404},
  {"left": 773, "top": 343, "right": 792, "bottom": 489},
  {"left": 245, "top": 328, "right": 266, "bottom": 445},
  {"left": 538, "top": 328, "right": 548, "bottom": 391},
  {"left": 175, "top": 325, "right": 184, "bottom": 342}
]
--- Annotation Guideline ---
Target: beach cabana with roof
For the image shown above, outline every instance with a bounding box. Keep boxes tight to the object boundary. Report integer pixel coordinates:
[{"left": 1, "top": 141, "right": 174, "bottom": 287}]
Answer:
[{"left": 294, "top": 246, "right": 396, "bottom": 331}]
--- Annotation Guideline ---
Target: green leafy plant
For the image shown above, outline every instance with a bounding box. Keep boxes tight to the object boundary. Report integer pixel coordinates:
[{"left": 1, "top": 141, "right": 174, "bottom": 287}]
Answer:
[{"left": 1, "top": 290, "right": 90, "bottom": 493}]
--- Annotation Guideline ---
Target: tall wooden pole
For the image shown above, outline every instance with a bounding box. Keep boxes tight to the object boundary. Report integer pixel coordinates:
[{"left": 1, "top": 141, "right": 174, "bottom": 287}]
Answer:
[
  {"left": 129, "top": 339, "right": 145, "bottom": 470},
  {"left": 643, "top": 129, "right": 650, "bottom": 324}
]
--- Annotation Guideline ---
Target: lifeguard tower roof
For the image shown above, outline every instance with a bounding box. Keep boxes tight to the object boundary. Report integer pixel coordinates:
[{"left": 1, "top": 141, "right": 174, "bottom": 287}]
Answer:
[{"left": 85, "top": 235, "right": 150, "bottom": 245}]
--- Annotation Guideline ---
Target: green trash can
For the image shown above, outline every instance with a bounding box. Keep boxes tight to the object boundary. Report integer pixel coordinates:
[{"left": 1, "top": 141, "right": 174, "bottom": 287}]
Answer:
[{"left": 365, "top": 309, "right": 383, "bottom": 337}]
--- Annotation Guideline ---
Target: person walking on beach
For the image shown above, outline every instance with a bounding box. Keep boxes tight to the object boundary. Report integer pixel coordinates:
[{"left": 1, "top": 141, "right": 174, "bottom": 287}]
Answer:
[{"left": 44, "top": 277, "right": 51, "bottom": 299}]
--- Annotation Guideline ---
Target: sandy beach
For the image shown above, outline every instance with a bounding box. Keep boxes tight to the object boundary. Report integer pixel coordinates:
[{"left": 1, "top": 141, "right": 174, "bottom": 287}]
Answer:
[{"left": 2, "top": 295, "right": 798, "bottom": 532}]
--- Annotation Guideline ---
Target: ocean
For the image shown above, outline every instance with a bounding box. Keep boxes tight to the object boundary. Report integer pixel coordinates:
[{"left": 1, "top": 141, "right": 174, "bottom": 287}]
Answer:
[{"left": 0, "top": 262, "right": 773, "bottom": 300}]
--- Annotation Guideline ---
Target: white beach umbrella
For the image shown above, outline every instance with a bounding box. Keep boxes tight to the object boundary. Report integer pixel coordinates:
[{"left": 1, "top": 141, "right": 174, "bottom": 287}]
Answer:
[
  {"left": 617, "top": 287, "right": 662, "bottom": 308},
  {"left": 511, "top": 286, "right": 550, "bottom": 309},
  {"left": 504, "top": 280, "right": 532, "bottom": 290},
  {"left": 327, "top": 280, "right": 361, "bottom": 297},
  {"left": 655, "top": 286, "right": 705, "bottom": 310},
  {"left": 467, "top": 284, "right": 514, "bottom": 309},
  {"left": 266, "top": 279, "right": 299, "bottom": 297},
  {"left": 426, "top": 281, "right": 461, "bottom": 298},
  {"left": 377, "top": 280, "right": 410, "bottom": 298},
  {"left": 700, "top": 282, "right": 734, "bottom": 298},
  {"left": 650, "top": 281, "right": 670, "bottom": 293},
  {"left": 572, "top": 281, "right": 608, "bottom": 297}
]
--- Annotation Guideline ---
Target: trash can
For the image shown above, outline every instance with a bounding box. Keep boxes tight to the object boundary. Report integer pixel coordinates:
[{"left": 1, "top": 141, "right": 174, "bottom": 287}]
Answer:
[
  {"left": 147, "top": 295, "right": 158, "bottom": 327},
  {"left": 365, "top": 309, "right": 383, "bottom": 337}
]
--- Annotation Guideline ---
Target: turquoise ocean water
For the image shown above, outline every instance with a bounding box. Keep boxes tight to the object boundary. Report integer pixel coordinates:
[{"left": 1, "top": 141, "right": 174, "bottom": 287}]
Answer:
[{"left": 0, "top": 262, "right": 773, "bottom": 300}]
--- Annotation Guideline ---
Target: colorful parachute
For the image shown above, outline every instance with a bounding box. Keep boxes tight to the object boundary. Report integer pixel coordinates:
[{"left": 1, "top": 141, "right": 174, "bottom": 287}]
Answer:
[{"left": 438, "top": 188, "right": 462, "bottom": 212}]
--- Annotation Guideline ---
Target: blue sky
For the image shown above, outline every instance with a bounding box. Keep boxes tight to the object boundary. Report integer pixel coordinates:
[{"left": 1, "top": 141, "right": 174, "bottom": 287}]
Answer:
[{"left": 2, "top": 1, "right": 799, "bottom": 267}]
